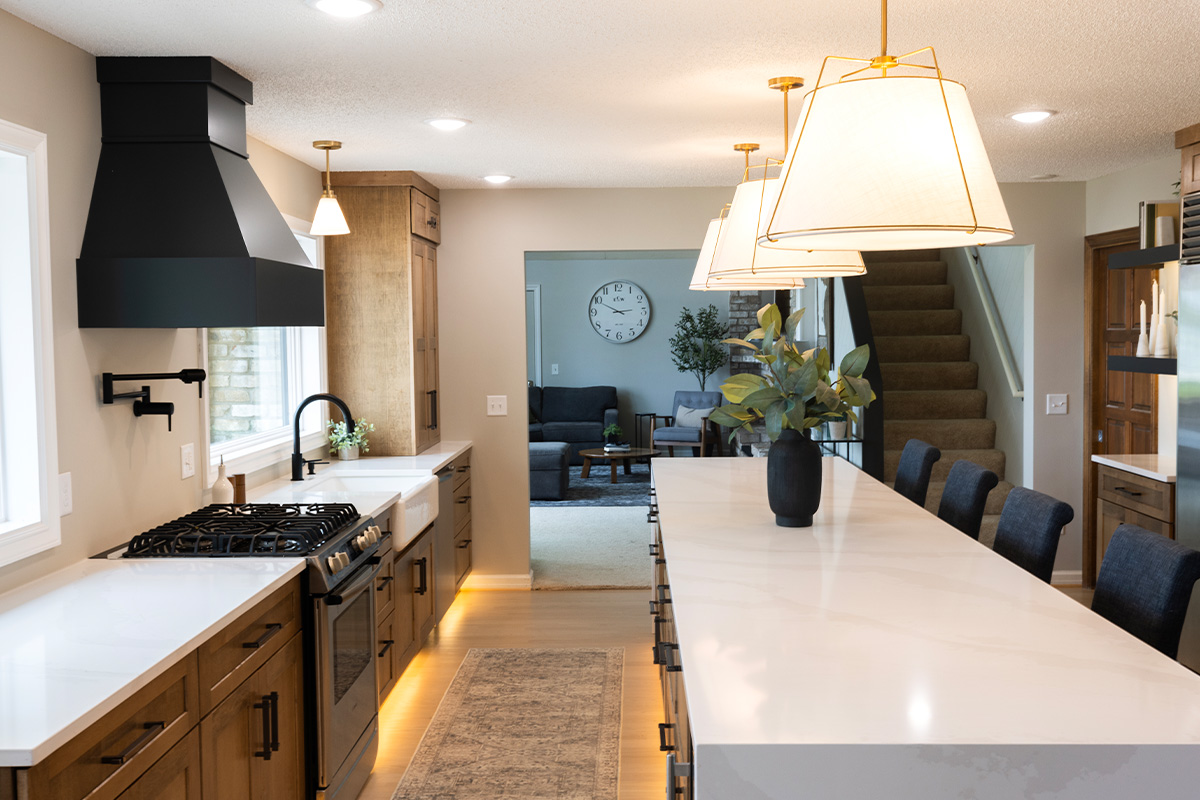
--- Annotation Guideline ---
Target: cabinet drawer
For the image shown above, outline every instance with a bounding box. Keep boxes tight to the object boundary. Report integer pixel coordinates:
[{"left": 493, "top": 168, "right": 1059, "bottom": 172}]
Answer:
[
  {"left": 453, "top": 521, "right": 472, "bottom": 587},
  {"left": 22, "top": 653, "right": 199, "bottom": 800},
  {"left": 375, "top": 548, "right": 396, "bottom": 622},
  {"left": 451, "top": 452, "right": 471, "bottom": 490},
  {"left": 410, "top": 188, "right": 441, "bottom": 244},
  {"left": 1096, "top": 465, "right": 1174, "bottom": 523},
  {"left": 114, "top": 727, "right": 200, "bottom": 800},
  {"left": 197, "top": 580, "right": 301, "bottom": 715},
  {"left": 453, "top": 479, "right": 471, "bottom": 529}
]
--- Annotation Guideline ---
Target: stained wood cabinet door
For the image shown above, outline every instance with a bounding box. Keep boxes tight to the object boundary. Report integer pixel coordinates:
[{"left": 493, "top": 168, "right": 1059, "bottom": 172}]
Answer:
[
  {"left": 199, "top": 633, "right": 304, "bottom": 800},
  {"left": 392, "top": 545, "right": 419, "bottom": 678},
  {"left": 412, "top": 239, "right": 440, "bottom": 452},
  {"left": 114, "top": 729, "right": 201, "bottom": 800}
]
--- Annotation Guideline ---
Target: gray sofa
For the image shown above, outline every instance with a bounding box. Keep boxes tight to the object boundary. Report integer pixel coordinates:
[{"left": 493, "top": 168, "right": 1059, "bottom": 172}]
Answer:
[{"left": 529, "top": 385, "right": 619, "bottom": 465}]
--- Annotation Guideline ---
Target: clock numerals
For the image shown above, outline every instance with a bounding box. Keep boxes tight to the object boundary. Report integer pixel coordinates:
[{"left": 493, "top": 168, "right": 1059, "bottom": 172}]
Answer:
[{"left": 589, "top": 281, "right": 650, "bottom": 343}]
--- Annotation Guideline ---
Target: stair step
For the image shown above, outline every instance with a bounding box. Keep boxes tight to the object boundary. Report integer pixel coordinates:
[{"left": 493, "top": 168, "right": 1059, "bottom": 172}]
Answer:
[
  {"left": 863, "top": 284, "right": 955, "bottom": 311},
  {"left": 869, "top": 309, "right": 963, "bottom": 336},
  {"left": 860, "top": 261, "right": 948, "bottom": 286},
  {"left": 884, "top": 389, "right": 987, "bottom": 420},
  {"left": 978, "top": 515, "right": 1000, "bottom": 549},
  {"left": 862, "top": 249, "right": 943, "bottom": 263},
  {"left": 925, "top": 480, "right": 1014, "bottom": 517},
  {"left": 881, "top": 362, "right": 979, "bottom": 390},
  {"left": 884, "top": 448, "right": 1007, "bottom": 483},
  {"left": 875, "top": 334, "right": 970, "bottom": 363},
  {"left": 884, "top": 418, "right": 996, "bottom": 450}
]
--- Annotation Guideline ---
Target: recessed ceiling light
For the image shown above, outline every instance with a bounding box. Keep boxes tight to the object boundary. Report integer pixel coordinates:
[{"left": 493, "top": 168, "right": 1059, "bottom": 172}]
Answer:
[
  {"left": 1010, "top": 110, "right": 1055, "bottom": 124},
  {"left": 305, "top": 0, "right": 383, "bottom": 18},
  {"left": 483, "top": 175, "right": 513, "bottom": 184},
  {"left": 427, "top": 118, "right": 470, "bottom": 131},
  {"left": 1030, "top": 174, "right": 1059, "bottom": 181}
]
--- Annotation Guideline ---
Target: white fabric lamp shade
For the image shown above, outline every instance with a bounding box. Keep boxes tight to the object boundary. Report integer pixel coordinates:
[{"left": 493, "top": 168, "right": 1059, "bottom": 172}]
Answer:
[
  {"left": 710, "top": 178, "right": 864, "bottom": 279},
  {"left": 310, "top": 194, "right": 350, "bottom": 236},
  {"left": 689, "top": 217, "right": 809, "bottom": 290},
  {"left": 761, "top": 75, "right": 1013, "bottom": 251}
]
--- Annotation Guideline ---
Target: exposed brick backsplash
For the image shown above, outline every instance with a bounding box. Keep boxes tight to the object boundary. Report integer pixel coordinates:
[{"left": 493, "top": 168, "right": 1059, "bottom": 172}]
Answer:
[{"left": 208, "top": 327, "right": 288, "bottom": 443}]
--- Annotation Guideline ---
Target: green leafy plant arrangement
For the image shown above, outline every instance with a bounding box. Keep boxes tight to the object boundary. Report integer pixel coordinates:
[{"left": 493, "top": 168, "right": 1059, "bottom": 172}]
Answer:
[
  {"left": 327, "top": 418, "right": 376, "bottom": 453},
  {"left": 669, "top": 304, "right": 730, "bottom": 391},
  {"left": 708, "top": 304, "right": 876, "bottom": 441},
  {"left": 602, "top": 423, "right": 623, "bottom": 439}
]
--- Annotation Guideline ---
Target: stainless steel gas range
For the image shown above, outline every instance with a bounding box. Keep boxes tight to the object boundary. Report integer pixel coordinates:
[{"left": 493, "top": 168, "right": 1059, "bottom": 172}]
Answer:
[{"left": 121, "top": 502, "right": 385, "bottom": 800}]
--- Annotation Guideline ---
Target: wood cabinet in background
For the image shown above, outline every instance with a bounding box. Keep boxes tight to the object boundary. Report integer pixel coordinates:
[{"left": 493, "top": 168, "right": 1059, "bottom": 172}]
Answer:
[
  {"left": 1095, "top": 464, "right": 1175, "bottom": 568},
  {"left": 326, "top": 171, "right": 442, "bottom": 456},
  {"left": 1177, "top": 123, "right": 1200, "bottom": 196}
]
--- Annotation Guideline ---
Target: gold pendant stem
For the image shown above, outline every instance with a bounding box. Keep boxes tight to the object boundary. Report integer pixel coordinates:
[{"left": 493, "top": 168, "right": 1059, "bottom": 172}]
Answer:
[
  {"left": 881, "top": 0, "right": 887, "bottom": 60},
  {"left": 325, "top": 149, "right": 332, "bottom": 193}
]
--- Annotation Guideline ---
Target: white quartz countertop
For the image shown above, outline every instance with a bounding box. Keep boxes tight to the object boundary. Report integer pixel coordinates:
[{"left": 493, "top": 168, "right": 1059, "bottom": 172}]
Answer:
[
  {"left": 1091, "top": 452, "right": 1176, "bottom": 482},
  {"left": 0, "top": 557, "right": 304, "bottom": 766},
  {"left": 653, "top": 457, "right": 1200, "bottom": 748}
]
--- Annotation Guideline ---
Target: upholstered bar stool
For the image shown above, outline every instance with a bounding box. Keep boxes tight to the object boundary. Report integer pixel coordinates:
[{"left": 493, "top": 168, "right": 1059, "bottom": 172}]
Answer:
[
  {"left": 892, "top": 439, "right": 941, "bottom": 507},
  {"left": 936, "top": 460, "right": 999, "bottom": 540},
  {"left": 991, "top": 487, "right": 1074, "bottom": 583}
]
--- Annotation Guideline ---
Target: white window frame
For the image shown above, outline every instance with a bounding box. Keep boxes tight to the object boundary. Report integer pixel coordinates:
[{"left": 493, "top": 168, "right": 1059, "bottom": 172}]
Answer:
[
  {"left": 0, "top": 118, "right": 60, "bottom": 568},
  {"left": 199, "top": 213, "right": 327, "bottom": 485}
]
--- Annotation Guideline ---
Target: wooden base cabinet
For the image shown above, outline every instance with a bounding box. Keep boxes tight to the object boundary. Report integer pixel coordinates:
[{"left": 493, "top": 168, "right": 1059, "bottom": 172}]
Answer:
[
  {"left": 114, "top": 729, "right": 201, "bottom": 800},
  {"left": 1095, "top": 464, "right": 1175, "bottom": 569}
]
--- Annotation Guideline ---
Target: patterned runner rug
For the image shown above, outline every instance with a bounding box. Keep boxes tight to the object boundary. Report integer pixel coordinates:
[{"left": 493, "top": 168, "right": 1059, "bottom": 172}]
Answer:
[{"left": 392, "top": 648, "right": 624, "bottom": 800}]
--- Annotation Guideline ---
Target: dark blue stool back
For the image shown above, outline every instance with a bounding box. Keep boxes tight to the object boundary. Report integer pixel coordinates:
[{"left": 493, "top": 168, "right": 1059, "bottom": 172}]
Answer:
[
  {"left": 893, "top": 439, "right": 940, "bottom": 507},
  {"left": 992, "top": 487, "right": 1074, "bottom": 583},
  {"left": 936, "top": 460, "right": 999, "bottom": 539}
]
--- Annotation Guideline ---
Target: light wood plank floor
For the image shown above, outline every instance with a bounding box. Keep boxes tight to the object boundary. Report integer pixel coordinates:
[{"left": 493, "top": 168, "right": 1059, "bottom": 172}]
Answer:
[{"left": 357, "top": 589, "right": 662, "bottom": 800}]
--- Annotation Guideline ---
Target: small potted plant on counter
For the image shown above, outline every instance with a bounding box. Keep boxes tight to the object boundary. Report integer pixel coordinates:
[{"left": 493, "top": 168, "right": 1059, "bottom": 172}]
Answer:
[{"left": 328, "top": 417, "right": 375, "bottom": 460}]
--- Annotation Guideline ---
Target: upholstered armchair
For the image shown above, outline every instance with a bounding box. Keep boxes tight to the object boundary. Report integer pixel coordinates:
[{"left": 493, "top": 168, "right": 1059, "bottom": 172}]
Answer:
[{"left": 651, "top": 390, "right": 724, "bottom": 457}]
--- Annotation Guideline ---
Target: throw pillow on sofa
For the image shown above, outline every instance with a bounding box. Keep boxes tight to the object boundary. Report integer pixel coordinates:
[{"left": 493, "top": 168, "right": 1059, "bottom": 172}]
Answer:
[{"left": 676, "top": 405, "right": 715, "bottom": 428}]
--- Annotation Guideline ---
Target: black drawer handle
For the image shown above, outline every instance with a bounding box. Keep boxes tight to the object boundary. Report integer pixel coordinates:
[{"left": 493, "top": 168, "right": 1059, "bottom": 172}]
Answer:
[
  {"left": 242, "top": 622, "right": 283, "bottom": 649},
  {"left": 456, "top": 465, "right": 470, "bottom": 474},
  {"left": 658, "top": 722, "right": 676, "bottom": 752},
  {"left": 428, "top": 390, "right": 438, "bottom": 430},
  {"left": 1113, "top": 486, "right": 1144, "bottom": 498},
  {"left": 456, "top": 496, "right": 471, "bottom": 504},
  {"left": 101, "top": 721, "right": 165, "bottom": 765},
  {"left": 378, "top": 639, "right": 395, "bottom": 658},
  {"left": 649, "top": 543, "right": 659, "bottom": 557},
  {"left": 414, "top": 557, "right": 428, "bottom": 595},
  {"left": 663, "top": 642, "right": 682, "bottom": 672},
  {"left": 457, "top": 539, "right": 472, "bottom": 548},
  {"left": 376, "top": 575, "right": 395, "bottom": 592},
  {"left": 649, "top": 600, "right": 658, "bottom": 616},
  {"left": 253, "top": 693, "right": 277, "bottom": 760}
]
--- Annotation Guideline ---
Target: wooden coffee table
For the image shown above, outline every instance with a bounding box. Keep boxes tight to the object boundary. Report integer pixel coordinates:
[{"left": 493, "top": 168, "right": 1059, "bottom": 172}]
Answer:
[{"left": 579, "top": 447, "right": 659, "bottom": 484}]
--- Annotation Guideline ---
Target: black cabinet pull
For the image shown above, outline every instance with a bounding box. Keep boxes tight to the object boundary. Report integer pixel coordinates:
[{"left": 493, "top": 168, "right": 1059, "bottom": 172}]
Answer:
[
  {"left": 649, "top": 543, "right": 659, "bottom": 557},
  {"left": 101, "top": 721, "right": 165, "bottom": 765},
  {"left": 456, "top": 465, "right": 470, "bottom": 474},
  {"left": 456, "top": 496, "right": 471, "bottom": 504},
  {"left": 268, "top": 691, "right": 280, "bottom": 753},
  {"left": 457, "top": 539, "right": 472, "bottom": 549},
  {"left": 663, "top": 642, "right": 682, "bottom": 672},
  {"left": 253, "top": 694, "right": 274, "bottom": 760},
  {"left": 658, "top": 722, "right": 676, "bottom": 752},
  {"left": 414, "top": 557, "right": 428, "bottom": 595},
  {"left": 649, "top": 600, "right": 658, "bottom": 616},
  {"left": 378, "top": 639, "right": 395, "bottom": 658},
  {"left": 376, "top": 575, "right": 394, "bottom": 592},
  {"left": 1114, "top": 486, "right": 1144, "bottom": 498},
  {"left": 242, "top": 622, "right": 283, "bottom": 649},
  {"left": 427, "top": 390, "right": 438, "bottom": 430}
]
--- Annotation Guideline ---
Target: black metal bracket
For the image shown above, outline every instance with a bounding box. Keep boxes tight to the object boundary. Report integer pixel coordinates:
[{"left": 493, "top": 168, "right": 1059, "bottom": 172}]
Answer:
[{"left": 101, "top": 369, "right": 206, "bottom": 431}]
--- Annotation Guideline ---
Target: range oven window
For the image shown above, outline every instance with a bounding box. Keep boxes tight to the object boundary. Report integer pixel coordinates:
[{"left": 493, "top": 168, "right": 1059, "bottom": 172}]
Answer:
[{"left": 332, "top": 589, "right": 373, "bottom": 703}]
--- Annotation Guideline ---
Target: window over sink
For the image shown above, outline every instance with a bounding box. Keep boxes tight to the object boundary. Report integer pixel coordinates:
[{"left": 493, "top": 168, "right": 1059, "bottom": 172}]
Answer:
[
  {"left": 0, "top": 118, "right": 60, "bottom": 567},
  {"left": 202, "top": 217, "right": 327, "bottom": 483}
]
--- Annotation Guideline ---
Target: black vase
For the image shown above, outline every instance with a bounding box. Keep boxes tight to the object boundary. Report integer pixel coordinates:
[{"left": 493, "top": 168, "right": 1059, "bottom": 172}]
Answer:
[{"left": 767, "top": 428, "right": 822, "bottom": 527}]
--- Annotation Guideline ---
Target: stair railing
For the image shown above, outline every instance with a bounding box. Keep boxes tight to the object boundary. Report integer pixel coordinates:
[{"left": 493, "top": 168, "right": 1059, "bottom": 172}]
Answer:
[
  {"left": 966, "top": 247, "right": 1024, "bottom": 399},
  {"left": 839, "top": 276, "right": 885, "bottom": 481}
]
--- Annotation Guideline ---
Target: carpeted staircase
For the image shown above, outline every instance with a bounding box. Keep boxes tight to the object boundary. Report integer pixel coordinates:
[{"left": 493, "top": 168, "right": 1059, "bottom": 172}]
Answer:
[{"left": 862, "top": 250, "right": 1012, "bottom": 546}]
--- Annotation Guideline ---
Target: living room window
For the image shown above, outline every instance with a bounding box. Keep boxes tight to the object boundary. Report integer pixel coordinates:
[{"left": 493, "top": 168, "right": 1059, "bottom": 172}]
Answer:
[
  {"left": 0, "top": 118, "right": 60, "bottom": 568},
  {"left": 202, "top": 217, "right": 326, "bottom": 482}
]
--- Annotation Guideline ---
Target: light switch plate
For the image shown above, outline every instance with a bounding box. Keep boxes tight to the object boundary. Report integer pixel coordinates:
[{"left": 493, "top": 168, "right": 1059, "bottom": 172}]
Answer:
[
  {"left": 1046, "top": 394, "right": 1068, "bottom": 415},
  {"left": 487, "top": 395, "right": 508, "bottom": 416},
  {"left": 58, "top": 473, "right": 72, "bottom": 516},
  {"left": 181, "top": 443, "right": 195, "bottom": 479},
  {"left": 551, "top": 364, "right": 559, "bottom": 375}
]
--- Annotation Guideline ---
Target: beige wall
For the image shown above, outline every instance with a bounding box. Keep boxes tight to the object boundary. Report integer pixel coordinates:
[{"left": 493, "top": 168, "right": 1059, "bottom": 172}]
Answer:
[
  {"left": 0, "top": 10, "right": 320, "bottom": 591},
  {"left": 1085, "top": 154, "right": 1180, "bottom": 236}
]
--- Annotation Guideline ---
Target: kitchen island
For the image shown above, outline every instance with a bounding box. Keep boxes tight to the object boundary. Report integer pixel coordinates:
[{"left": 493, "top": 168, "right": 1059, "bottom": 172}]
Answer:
[{"left": 652, "top": 457, "right": 1200, "bottom": 799}]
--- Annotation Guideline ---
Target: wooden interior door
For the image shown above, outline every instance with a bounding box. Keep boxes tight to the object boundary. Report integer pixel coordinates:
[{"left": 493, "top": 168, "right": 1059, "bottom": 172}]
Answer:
[{"left": 1083, "top": 228, "right": 1158, "bottom": 584}]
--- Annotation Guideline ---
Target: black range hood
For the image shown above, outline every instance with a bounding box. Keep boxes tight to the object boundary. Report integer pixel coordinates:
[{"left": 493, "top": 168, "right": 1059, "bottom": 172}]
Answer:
[{"left": 77, "top": 57, "right": 324, "bottom": 328}]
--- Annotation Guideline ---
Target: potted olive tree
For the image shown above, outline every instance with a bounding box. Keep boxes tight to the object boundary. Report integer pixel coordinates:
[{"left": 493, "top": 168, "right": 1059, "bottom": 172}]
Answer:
[{"left": 668, "top": 304, "right": 729, "bottom": 391}]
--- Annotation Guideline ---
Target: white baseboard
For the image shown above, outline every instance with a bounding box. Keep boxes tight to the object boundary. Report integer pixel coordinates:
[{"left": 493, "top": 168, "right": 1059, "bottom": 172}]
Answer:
[
  {"left": 462, "top": 572, "right": 533, "bottom": 590},
  {"left": 1051, "top": 569, "right": 1083, "bottom": 586}
]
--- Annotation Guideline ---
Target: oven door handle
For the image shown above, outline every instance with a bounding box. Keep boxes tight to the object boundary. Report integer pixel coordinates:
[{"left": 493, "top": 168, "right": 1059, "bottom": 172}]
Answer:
[{"left": 324, "top": 557, "right": 384, "bottom": 605}]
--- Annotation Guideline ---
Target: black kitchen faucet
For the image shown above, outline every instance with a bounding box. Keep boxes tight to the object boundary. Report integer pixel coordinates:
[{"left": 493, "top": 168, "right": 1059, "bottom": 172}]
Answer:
[{"left": 292, "top": 393, "right": 354, "bottom": 481}]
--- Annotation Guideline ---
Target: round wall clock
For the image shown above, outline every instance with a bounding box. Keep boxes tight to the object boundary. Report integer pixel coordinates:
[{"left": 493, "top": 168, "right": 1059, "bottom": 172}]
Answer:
[{"left": 588, "top": 280, "right": 651, "bottom": 343}]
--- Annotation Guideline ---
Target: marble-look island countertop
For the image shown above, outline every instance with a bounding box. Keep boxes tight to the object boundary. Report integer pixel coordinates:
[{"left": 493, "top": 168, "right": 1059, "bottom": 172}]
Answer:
[
  {"left": 1091, "top": 452, "right": 1176, "bottom": 482},
  {"left": 653, "top": 457, "right": 1200, "bottom": 799},
  {"left": 0, "top": 558, "right": 304, "bottom": 766}
]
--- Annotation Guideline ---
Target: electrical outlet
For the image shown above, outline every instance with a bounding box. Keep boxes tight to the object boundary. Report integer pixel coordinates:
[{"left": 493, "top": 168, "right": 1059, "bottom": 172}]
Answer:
[
  {"left": 181, "top": 443, "right": 195, "bottom": 479},
  {"left": 551, "top": 363, "right": 559, "bottom": 375},
  {"left": 1046, "top": 394, "right": 1068, "bottom": 415},
  {"left": 58, "top": 473, "right": 72, "bottom": 516},
  {"left": 487, "top": 395, "right": 508, "bottom": 416}
]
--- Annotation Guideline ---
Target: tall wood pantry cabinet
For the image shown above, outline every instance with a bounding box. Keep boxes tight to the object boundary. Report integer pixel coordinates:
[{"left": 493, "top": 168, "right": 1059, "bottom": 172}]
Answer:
[{"left": 324, "top": 171, "right": 441, "bottom": 455}]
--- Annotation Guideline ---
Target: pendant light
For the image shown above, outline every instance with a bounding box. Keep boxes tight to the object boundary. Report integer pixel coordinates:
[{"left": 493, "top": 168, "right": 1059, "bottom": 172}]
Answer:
[
  {"left": 700, "top": 78, "right": 864, "bottom": 287},
  {"left": 760, "top": 0, "right": 1012, "bottom": 252},
  {"left": 689, "top": 208, "right": 809, "bottom": 291},
  {"left": 310, "top": 140, "right": 351, "bottom": 236}
]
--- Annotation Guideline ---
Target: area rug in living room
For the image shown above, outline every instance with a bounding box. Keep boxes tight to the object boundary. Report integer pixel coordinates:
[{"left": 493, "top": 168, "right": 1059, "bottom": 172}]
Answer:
[
  {"left": 531, "top": 506, "right": 650, "bottom": 590},
  {"left": 529, "top": 462, "right": 651, "bottom": 507},
  {"left": 391, "top": 648, "right": 623, "bottom": 800}
]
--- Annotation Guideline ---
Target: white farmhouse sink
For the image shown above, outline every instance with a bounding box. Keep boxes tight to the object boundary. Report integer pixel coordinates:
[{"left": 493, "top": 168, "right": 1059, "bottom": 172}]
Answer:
[{"left": 301, "top": 475, "right": 408, "bottom": 494}]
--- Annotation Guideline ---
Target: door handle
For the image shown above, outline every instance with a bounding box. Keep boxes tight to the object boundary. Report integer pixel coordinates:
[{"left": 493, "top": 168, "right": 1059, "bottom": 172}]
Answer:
[
  {"left": 414, "top": 557, "right": 428, "bottom": 595},
  {"left": 658, "top": 722, "right": 676, "bottom": 752},
  {"left": 427, "top": 390, "right": 438, "bottom": 430},
  {"left": 378, "top": 639, "right": 395, "bottom": 658},
  {"left": 1113, "top": 486, "right": 1144, "bottom": 498},
  {"left": 253, "top": 694, "right": 274, "bottom": 760},
  {"left": 376, "top": 575, "right": 394, "bottom": 592},
  {"left": 101, "top": 721, "right": 165, "bottom": 765},
  {"left": 242, "top": 622, "right": 283, "bottom": 649}
]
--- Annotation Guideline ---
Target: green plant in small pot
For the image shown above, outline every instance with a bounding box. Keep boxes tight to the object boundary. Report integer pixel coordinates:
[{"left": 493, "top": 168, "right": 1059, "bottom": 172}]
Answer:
[
  {"left": 327, "top": 417, "right": 375, "bottom": 460},
  {"left": 708, "top": 304, "right": 875, "bottom": 528},
  {"left": 602, "top": 423, "right": 624, "bottom": 445}
]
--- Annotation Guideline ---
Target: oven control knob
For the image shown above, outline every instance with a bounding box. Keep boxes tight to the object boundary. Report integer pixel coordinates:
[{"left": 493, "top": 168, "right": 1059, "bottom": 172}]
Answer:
[
  {"left": 337, "top": 552, "right": 351, "bottom": 570},
  {"left": 327, "top": 555, "right": 341, "bottom": 573},
  {"left": 367, "top": 526, "right": 380, "bottom": 544},
  {"left": 356, "top": 534, "right": 368, "bottom": 551}
]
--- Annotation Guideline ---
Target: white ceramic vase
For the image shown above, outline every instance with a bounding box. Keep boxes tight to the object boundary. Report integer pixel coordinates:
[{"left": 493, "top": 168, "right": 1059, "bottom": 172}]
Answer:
[
  {"left": 827, "top": 420, "right": 848, "bottom": 440},
  {"left": 337, "top": 445, "right": 360, "bottom": 460}
]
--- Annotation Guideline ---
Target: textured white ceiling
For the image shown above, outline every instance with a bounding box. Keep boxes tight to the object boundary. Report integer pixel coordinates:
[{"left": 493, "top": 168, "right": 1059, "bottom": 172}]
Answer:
[{"left": 1, "top": 0, "right": 1197, "bottom": 189}]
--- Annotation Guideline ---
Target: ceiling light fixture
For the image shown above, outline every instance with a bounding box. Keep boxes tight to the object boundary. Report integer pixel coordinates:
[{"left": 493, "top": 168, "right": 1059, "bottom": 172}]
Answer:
[
  {"left": 310, "top": 140, "right": 350, "bottom": 236},
  {"left": 760, "top": 0, "right": 1012, "bottom": 252},
  {"left": 305, "top": 0, "right": 383, "bottom": 18},
  {"left": 483, "top": 175, "right": 513, "bottom": 184},
  {"left": 1010, "top": 110, "right": 1054, "bottom": 124},
  {"left": 427, "top": 118, "right": 470, "bottom": 131}
]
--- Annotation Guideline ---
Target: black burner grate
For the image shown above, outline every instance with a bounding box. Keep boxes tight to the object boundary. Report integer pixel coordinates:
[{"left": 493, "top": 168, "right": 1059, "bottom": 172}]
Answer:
[{"left": 125, "top": 503, "right": 360, "bottom": 557}]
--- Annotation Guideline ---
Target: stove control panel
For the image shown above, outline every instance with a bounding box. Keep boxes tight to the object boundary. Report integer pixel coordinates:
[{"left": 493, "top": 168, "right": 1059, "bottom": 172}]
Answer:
[{"left": 326, "top": 551, "right": 352, "bottom": 573}]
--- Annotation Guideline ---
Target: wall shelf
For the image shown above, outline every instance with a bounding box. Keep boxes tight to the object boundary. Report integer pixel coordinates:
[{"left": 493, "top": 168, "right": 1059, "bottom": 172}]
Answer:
[
  {"left": 1108, "top": 244, "right": 1180, "bottom": 270},
  {"left": 1107, "top": 355, "right": 1177, "bottom": 375}
]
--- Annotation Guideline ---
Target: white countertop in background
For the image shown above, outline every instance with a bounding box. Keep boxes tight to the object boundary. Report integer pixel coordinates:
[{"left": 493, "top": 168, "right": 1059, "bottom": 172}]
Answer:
[
  {"left": 0, "top": 558, "right": 304, "bottom": 766},
  {"left": 1091, "top": 452, "right": 1176, "bottom": 482}
]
